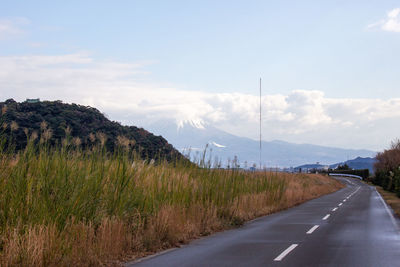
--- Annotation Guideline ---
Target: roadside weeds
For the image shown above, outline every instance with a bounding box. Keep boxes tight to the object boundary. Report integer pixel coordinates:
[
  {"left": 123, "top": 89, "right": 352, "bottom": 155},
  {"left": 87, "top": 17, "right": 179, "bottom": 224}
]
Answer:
[{"left": 0, "top": 140, "right": 344, "bottom": 266}]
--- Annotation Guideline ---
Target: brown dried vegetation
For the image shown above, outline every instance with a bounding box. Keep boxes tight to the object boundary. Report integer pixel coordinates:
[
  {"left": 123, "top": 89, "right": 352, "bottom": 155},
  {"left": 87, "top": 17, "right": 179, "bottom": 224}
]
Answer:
[{"left": 0, "top": 138, "right": 343, "bottom": 266}]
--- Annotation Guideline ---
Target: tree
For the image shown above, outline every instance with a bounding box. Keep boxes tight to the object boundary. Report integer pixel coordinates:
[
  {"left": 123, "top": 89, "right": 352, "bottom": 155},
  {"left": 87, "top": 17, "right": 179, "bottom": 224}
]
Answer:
[{"left": 337, "top": 164, "right": 351, "bottom": 170}]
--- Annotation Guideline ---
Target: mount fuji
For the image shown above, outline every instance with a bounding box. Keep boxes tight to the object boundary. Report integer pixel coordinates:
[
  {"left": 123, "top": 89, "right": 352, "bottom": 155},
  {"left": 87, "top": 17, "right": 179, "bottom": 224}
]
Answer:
[{"left": 144, "top": 120, "right": 376, "bottom": 168}]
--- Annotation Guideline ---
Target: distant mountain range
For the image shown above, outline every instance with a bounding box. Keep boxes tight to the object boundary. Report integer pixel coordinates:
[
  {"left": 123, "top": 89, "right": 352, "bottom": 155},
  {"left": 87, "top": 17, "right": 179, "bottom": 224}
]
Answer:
[
  {"left": 1, "top": 99, "right": 376, "bottom": 168},
  {"left": 296, "top": 157, "right": 377, "bottom": 173},
  {"left": 145, "top": 120, "right": 376, "bottom": 168},
  {"left": 329, "top": 157, "right": 377, "bottom": 172}
]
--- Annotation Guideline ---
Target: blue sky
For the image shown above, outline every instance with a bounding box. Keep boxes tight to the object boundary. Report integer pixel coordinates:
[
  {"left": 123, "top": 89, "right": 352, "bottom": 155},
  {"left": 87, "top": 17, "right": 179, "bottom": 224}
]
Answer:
[
  {"left": 2, "top": 0, "right": 400, "bottom": 97},
  {"left": 1, "top": 1, "right": 400, "bottom": 150}
]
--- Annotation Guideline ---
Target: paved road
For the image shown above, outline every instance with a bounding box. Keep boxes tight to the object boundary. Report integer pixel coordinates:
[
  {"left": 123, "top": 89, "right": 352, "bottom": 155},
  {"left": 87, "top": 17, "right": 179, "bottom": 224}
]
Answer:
[{"left": 127, "top": 178, "right": 400, "bottom": 267}]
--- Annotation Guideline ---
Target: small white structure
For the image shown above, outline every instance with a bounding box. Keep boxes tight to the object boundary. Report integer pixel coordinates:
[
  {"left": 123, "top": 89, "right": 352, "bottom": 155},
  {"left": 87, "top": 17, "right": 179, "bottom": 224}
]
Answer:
[{"left": 26, "top": 98, "right": 40, "bottom": 103}]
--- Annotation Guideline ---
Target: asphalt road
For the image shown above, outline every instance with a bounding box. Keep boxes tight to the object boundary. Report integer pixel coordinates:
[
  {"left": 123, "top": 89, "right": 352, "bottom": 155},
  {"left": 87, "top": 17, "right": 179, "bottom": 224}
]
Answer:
[{"left": 127, "top": 177, "right": 400, "bottom": 267}]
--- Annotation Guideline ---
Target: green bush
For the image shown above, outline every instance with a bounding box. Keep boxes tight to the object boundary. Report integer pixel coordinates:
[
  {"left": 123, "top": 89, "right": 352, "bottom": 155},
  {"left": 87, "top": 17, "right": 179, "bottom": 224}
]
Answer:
[{"left": 329, "top": 169, "right": 370, "bottom": 179}]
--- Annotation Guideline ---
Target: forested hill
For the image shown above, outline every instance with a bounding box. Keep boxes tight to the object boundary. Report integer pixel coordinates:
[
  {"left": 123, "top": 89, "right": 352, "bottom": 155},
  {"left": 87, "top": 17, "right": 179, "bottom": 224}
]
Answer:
[{"left": 0, "top": 99, "right": 185, "bottom": 162}]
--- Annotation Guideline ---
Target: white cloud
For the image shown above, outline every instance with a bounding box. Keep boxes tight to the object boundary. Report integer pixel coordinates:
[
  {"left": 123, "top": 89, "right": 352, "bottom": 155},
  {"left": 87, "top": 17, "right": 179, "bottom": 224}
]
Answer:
[
  {"left": 388, "top": 8, "right": 400, "bottom": 19},
  {"left": 0, "top": 53, "right": 399, "bottom": 150},
  {"left": 367, "top": 8, "right": 400, "bottom": 32},
  {"left": 0, "top": 17, "right": 29, "bottom": 40}
]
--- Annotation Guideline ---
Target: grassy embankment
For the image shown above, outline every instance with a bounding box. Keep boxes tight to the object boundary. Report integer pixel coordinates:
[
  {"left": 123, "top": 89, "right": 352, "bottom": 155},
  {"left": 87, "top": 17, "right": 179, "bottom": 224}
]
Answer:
[{"left": 0, "top": 138, "right": 343, "bottom": 266}]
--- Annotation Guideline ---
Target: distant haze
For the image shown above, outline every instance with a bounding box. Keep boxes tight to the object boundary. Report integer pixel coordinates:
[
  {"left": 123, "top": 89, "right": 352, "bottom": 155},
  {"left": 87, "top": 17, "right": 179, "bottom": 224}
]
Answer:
[{"left": 145, "top": 120, "right": 376, "bottom": 168}]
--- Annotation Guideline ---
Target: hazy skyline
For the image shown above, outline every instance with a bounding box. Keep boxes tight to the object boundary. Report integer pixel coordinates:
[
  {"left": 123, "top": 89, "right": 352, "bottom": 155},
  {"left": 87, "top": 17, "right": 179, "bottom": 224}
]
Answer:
[{"left": 1, "top": 1, "right": 400, "bottom": 150}]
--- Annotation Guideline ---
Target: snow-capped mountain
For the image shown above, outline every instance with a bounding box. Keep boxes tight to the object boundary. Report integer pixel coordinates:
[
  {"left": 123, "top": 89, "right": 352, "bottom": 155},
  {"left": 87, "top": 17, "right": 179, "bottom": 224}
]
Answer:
[{"left": 145, "top": 120, "right": 376, "bottom": 168}]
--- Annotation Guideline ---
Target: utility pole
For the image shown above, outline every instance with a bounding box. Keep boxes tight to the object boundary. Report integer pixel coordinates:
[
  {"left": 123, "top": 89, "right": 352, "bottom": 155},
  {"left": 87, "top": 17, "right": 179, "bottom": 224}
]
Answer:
[{"left": 259, "top": 77, "right": 262, "bottom": 170}]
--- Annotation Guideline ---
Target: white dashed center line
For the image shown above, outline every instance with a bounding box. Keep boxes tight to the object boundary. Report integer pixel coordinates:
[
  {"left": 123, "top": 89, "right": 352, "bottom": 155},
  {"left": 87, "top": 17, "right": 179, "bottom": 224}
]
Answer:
[
  {"left": 322, "top": 214, "right": 330, "bottom": 220},
  {"left": 271, "top": 184, "right": 362, "bottom": 263},
  {"left": 306, "top": 225, "right": 319, "bottom": 234},
  {"left": 274, "top": 244, "right": 298, "bottom": 261}
]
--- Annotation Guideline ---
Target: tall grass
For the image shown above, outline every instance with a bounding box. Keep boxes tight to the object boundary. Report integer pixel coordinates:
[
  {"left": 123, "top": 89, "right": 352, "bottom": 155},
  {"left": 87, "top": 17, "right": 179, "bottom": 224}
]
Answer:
[{"left": 0, "top": 137, "right": 343, "bottom": 266}]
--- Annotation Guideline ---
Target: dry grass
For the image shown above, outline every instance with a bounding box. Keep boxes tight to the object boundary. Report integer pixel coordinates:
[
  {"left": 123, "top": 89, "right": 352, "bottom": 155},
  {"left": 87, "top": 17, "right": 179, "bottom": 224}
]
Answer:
[
  {"left": 376, "top": 186, "right": 400, "bottom": 217},
  {"left": 0, "top": 140, "right": 343, "bottom": 266}
]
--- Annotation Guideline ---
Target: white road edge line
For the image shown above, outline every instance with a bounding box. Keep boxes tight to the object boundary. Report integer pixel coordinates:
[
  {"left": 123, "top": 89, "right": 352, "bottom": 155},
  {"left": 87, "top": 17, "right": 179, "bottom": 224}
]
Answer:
[
  {"left": 131, "top": 247, "right": 178, "bottom": 264},
  {"left": 322, "top": 214, "right": 330, "bottom": 220},
  {"left": 306, "top": 225, "right": 319, "bottom": 234},
  {"left": 332, "top": 207, "right": 338, "bottom": 211},
  {"left": 375, "top": 188, "right": 400, "bottom": 233},
  {"left": 274, "top": 244, "right": 298, "bottom": 261}
]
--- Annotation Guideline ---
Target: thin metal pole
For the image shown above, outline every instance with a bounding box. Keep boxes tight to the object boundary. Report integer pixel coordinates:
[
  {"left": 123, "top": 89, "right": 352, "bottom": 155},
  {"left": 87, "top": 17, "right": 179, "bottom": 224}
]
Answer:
[{"left": 259, "top": 77, "right": 262, "bottom": 170}]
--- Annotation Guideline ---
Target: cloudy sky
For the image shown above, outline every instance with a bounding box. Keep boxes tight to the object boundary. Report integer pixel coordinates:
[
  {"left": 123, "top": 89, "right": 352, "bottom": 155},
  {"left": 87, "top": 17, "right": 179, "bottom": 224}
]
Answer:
[{"left": 1, "top": 1, "right": 400, "bottom": 151}]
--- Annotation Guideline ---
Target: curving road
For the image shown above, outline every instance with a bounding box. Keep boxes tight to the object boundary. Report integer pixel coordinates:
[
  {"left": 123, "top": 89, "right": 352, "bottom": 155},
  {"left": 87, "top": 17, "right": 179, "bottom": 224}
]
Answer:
[{"left": 127, "top": 177, "right": 400, "bottom": 267}]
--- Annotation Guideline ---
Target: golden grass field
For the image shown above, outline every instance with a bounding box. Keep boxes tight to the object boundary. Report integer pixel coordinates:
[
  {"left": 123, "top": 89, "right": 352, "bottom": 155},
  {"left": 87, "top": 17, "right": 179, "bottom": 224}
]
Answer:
[{"left": 0, "top": 139, "right": 343, "bottom": 266}]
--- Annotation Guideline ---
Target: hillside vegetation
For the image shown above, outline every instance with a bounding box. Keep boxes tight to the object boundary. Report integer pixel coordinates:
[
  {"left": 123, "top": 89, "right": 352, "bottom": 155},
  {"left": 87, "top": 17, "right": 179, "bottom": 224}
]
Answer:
[
  {"left": 0, "top": 99, "right": 184, "bottom": 162},
  {"left": 0, "top": 134, "right": 343, "bottom": 266}
]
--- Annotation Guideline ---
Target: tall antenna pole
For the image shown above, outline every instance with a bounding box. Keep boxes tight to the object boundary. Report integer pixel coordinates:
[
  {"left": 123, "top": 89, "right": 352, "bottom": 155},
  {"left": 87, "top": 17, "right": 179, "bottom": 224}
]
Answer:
[{"left": 259, "top": 77, "right": 262, "bottom": 170}]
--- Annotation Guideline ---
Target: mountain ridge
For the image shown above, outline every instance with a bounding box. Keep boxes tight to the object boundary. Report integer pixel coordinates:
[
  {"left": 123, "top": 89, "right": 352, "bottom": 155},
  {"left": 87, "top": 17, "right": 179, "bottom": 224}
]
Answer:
[
  {"left": 145, "top": 119, "right": 376, "bottom": 167},
  {"left": 295, "top": 157, "right": 376, "bottom": 173}
]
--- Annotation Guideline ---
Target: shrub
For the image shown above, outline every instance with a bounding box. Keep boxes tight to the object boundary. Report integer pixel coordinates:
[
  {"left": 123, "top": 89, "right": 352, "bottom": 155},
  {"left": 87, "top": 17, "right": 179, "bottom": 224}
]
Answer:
[{"left": 373, "top": 139, "right": 400, "bottom": 196}]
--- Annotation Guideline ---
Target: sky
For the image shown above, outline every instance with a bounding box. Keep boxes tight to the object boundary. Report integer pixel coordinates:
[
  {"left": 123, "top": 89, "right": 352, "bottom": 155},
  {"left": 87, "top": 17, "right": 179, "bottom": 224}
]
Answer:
[{"left": 1, "top": 0, "right": 400, "bottom": 151}]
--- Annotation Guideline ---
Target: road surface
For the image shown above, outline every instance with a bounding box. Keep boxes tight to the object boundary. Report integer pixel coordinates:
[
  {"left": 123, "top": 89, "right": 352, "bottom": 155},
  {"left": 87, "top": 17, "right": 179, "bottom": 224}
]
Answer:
[{"left": 127, "top": 177, "right": 400, "bottom": 267}]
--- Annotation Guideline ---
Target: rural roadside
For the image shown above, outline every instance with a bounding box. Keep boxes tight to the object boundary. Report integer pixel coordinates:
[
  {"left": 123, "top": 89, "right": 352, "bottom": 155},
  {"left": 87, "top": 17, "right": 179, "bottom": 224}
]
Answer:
[
  {"left": 128, "top": 176, "right": 400, "bottom": 267},
  {"left": 375, "top": 186, "right": 400, "bottom": 217}
]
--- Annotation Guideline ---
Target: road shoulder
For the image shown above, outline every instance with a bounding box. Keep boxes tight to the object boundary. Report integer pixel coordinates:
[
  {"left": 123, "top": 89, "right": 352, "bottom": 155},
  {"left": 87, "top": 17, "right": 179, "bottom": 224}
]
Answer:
[{"left": 375, "top": 186, "right": 400, "bottom": 218}]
